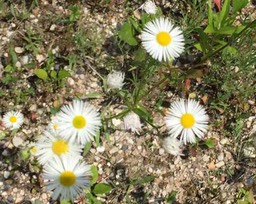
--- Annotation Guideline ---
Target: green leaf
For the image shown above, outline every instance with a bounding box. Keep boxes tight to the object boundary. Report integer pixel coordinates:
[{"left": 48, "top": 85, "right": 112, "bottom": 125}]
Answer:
[
  {"left": 196, "top": 28, "right": 211, "bottom": 55},
  {"left": 34, "top": 69, "right": 48, "bottom": 80},
  {"left": 194, "top": 43, "right": 202, "bottom": 51},
  {"left": 90, "top": 165, "right": 98, "bottom": 185},
  {"left": 19, "top": 149, "right": 30, "bottom": 160},
  {"left": 166, "top": 191, "right": 177, "bottom": 204},
  {"left": 132, "top": 175, "right": 155, "bottom": 185},
  {"left": 83, "top": 141, "right": 92, "bottom": 156},
  {"left": 5, "top": 65, "right": 14, "bottom": 72},
  {"left": 214, "top": 25, "right": 245, "bottom": 34},
  {"left": 86, "top": 192, "right": 102, "bottom": 204},
  {"left": 58, "top": 70, "right": 70, "bottom": 79},
  {"left": 218, "top": 0, "right": 231, "bottom": 27},
  {"left": 233, "top": 0, "right": 248, "bottom": 13},
  {"left": 93, "top": 183, "right": 112, "bottom": 195},
  {"left": 60, "top": 200, "right": 71, "bottom": 204},
  {"left": 204, "top": 0, "right": 214, "bottom": 33},
  {"left": 85, "top": 92, "right": 102, "bottom": 99},
  {"left": 204, "top": 138, "right": 216, "bottom": 148},
  {"left": 134, "top": 105, "right": 151, "bottom": 121},
  {"left": 134, "top": 47, "right": 146, "bottom": 62},
  {"left": 118, "top": 22, "right": 138, "bottom": 46},
  {"left": 223, "top": 46, "right": 237, "bottom": 55},
  {"left": 50, "top": 70, "right": 57, "bottom": 78},
  {"left": 34, "top": 199, "right": 44, "bottom": 204},
  {"left": 9, "top": 46, "right": 18, "bottom": 65}
]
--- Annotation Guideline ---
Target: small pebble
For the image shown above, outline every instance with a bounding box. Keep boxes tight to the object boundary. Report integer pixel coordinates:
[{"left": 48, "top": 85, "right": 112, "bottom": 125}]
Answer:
[
  {"left": 7, "top": 195, "right": 14, "bottom": 202},
  {"left": 203, "top": 155, "right": 210, "bottom": 162},
  {"left": 3, "top": 171, "right": 10, "bottom": 179},
  {"left": 96, "top": 146, "right": 105, "bottom": 153},
  {"left": 215, "top": 161, "right": 225, "bottom": 168},
  {"left": 217, "top": 153, "right": 224, "bottom": 161},
  {"left": 15, "top": 61, "right": 21, "bottom": 68},
  {"left": 14, "top": 47, "right": 24, "bottom": 54},
  {"left": 159, "top": 148, "right": 165, "bottom": 155},
  {"left": 12, "top": 136, "right": 24, "bottom": 147},
  {"left": 36, "top": 54, "right": 45, "bottom": 63},
  {"left": 220, "top": 138, "right": 228, "bottom": 145},
  {"left": 21, "top": 55, "right": 29, "bottom": 65}
]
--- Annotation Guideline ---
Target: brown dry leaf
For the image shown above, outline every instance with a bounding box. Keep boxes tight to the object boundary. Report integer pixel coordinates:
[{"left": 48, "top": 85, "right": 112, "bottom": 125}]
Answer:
[
  {"left": 207, "top": 161, "right": 216, "bottom": 170},
  {"left": 201, "top": 94, "right": 208, "bottom": 104},
  {"left": 133, "top": 10, "right": 141, "bottom": 19}
]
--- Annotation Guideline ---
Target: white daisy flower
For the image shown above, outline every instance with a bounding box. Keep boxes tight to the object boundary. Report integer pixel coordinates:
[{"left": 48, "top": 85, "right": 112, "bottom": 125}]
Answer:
[
  {"left": 141, "top": 18, "right": 185, "bottom": 62},
  {"left": 165, "top": 99, "right": 209, "bottom": 145},
  {"left": 123, "top": 112, "right": 142, "bottom": 134},
  {"left": 56, "top": 100, "right": 101, "bottom": 145},
  {"left": 34, "top": 130, "right": 83, "bottom": 165},
  {"left": 163, "top": 136, "right": 183, "bottom": 156},
  {"left": 2, "top": 111, "right": 24, "bottom": 130},
  {"left": 140, "top": 1, "right": 157, "bottom": 14},
  {"left": 43, "top": 156, "right": 91, "bottom": 202},
  {"left": 107, "top": 71, "right": 125, "bottom": 89}
]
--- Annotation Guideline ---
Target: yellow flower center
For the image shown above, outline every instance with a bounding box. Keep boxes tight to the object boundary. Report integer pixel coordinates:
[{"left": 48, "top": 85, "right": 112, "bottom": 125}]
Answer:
[
  {"left": 73, "top": 115, "right": 86, "bottom": 129},
  {"left": 52, "top": 140, "right": 69, "bottom": 155},
  {"left": 180, "top": 113, "right": 195, "bottom": 128},
  {"left": 60, "top": 171, "right": 76, "bottom": 187},
  {"left": 156, "top": 31, "right": 172, "bottom": 46},
  {"left": 30, "top": 147, "right": 37, "bottom": 154},
  {"left": 9, "top": 116, "right": 17, "bottom": 123}
]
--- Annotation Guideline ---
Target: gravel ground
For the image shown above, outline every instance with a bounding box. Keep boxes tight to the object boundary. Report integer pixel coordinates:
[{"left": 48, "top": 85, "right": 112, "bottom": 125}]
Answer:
[{"left": 0, "top": 1, "right": 256, "bottom": 204}]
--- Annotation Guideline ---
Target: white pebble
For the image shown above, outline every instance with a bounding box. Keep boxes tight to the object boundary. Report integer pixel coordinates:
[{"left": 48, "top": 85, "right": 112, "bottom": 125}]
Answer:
[
  {"left": 96, "top": 146, "right": 105, "bottom": 153},
  {"left": 15, "top": 47, "right": 24, "bottom": 54},
  {"left": 159, "top": 148, "right": 165, "bottom": 155},
  {"left": 215, "top": 161, "right": 225, "bottom": 168},
  {"left": 217, "top": 153, "right": 224, "bottom": 161},
  {"left": 3, "top": 171, "right": 10, "bottom": 179},
  {"left": 12, "top": 136, "right": 23, "bottom": 147}
]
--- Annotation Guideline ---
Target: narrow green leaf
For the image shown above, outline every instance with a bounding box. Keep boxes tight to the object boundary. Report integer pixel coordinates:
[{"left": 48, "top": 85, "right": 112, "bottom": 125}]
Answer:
[
  {"left": 9, "top": 46, "right": 18, "bottom": 65},
  {"left": 34, "top": 69, "right": 48, "bottom": 80},
  {"left": 93, "top": 183, "right": 112, "bottom": 195},
  {"left": 196, "top": 28, "right": 211, "bottom": 54},
  {"left": 83, "top": 141, "right": 91, "bottom": 156},
  {"left": 90, "top": 165, "right": 98, "bottom": 185},
  {"left": 85, "top": 92, "right": 102, "bottom": 99},
  {"left": 233, "top": 0, "right": 248, "bottom": 13},
  {"left": 219, "top": 0, "right": 231, "bottom": 27},
  {"left": 166, "top": 191, "right": 177, "bottom": 204},
  {"left": 204, "top": 0, "right": 214, "bottom": 33}
]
